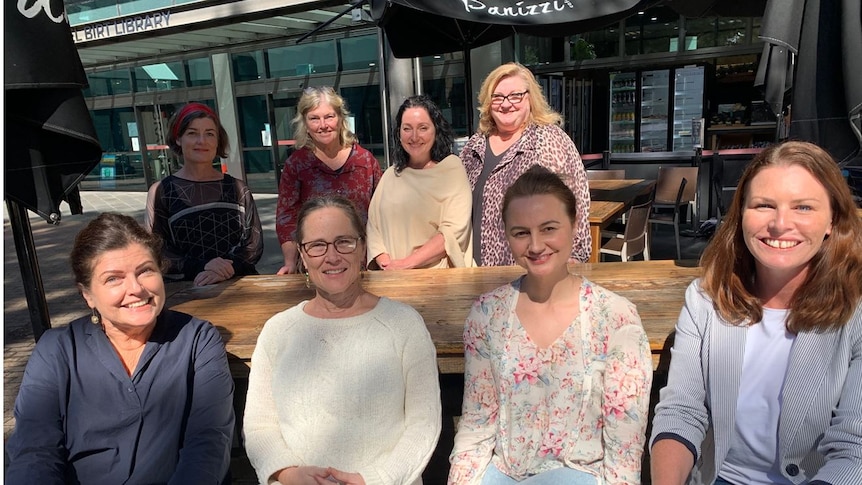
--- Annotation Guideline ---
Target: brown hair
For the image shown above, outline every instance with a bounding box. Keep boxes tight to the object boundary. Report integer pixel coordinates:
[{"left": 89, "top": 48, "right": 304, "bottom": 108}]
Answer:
[
  {"left": 166, "top": 102, "right": 229, "bottom": 158},
  {"left": 292, "top": 86, "right": 356, "bottom": 150},
  {"left": 502, "top": 165, "right": 577, "bottom": 225},
  {"left": 476, "top": 62, "right": 562, "bottom": 136},
  {"left": 294, "top": 195, "right": 367, "bottom": 245},
  {"left": 700, "top": 141, "right": 862, "bottom": 332},
  {"left": 71, "top": 213, "right": 165, "bottom": 289}
]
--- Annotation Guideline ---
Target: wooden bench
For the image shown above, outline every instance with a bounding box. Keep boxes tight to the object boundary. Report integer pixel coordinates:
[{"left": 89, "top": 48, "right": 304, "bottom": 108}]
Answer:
[{"left": 168, "top": 260, "right": 700, "bottom": 377}]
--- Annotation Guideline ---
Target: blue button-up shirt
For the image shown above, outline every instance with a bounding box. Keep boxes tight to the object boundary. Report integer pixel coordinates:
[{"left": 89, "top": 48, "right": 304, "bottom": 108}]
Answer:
[{"left": 6, "top": 310, "right": 235, "bottom": 484}]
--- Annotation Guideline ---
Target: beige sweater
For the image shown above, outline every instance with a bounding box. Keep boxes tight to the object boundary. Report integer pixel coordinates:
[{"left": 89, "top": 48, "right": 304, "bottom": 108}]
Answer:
[
  {"left": 366, "top": 154, "right": 474, "bottom": 268},
  {"left": 243, "top": 297, "right": 442, "bottom": 485}
]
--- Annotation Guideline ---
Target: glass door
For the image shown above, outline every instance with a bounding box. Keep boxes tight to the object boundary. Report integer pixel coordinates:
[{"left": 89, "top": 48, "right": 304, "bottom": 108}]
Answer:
[
  {"left": 609, "top": 71, "right": 636, "bottom": 153},
  {"left": 640, "top": 69, "right": 670, "bottom": 152},
  {"left": 672, "top": 66, "right": 705, "bottom": 151}
]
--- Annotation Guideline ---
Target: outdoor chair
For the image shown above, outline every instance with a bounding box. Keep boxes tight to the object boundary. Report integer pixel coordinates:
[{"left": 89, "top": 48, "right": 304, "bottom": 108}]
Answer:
[
  {"left": 648, "top": 166, "right": 697, "bottom": 259},
  {"left": 600, "top": 198, "right": 653, "bottom": 262}
]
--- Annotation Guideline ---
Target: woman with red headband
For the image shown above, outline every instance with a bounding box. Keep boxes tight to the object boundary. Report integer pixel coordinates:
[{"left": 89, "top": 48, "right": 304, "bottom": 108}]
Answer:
[{"left": 145, "top": 102, "right": 263, "bottom": 286}]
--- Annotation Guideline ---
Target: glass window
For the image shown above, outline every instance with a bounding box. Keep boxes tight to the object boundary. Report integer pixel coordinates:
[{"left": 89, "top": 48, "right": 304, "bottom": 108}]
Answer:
[
  {"left": 232, "top": 51, "right": 265, "bottom": 82},
  {"left": 85, "top": 68, "right": 133, "bottom": 97},
  {"left": 91, "top": 107, "right": 136, "bottom": 152},
  {"left": 518, "top": 35, "right": 555, "bottom": 65},
  {"left": 118, "top": 0, "right": 172, "bottom": 16},
  {"left": 66, "top": 0, "right": 119, "bottom": 25},
  {"left": 685, "top": 17, "right": 749, "bottom": 50},
  {"left": 134, "top": 62, "right": 186, "bottom": 92},
  {"left": 625, "top": 7, "right": 680, "bottom": 55},
  {"left": 571, "top": 27, "right": 619, "bottom": 60},
  {"left": 236, "top": 96, "right": 269, "bottom": 149},
  {"left": 243, "top": 150, "right": 276, "bottom": 193},
  {"left": 340, "top": 85, "right": 382, "bottom": 146},
  {"left": 340, "top": 35, "right": 378, "bottom": 71},
  {"left": 268, "top": 40, "right": 337, "bottom": 78},
  {"left": 422, "top": 78, "right": 469, "bottom": 137},
  {"left": 186, "top": 57, "right": 212, "bottom": 86}
]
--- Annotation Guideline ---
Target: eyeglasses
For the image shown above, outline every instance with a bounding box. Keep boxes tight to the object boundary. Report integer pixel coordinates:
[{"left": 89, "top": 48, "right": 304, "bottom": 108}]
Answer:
[
  {"left": 300, "top": 237, "right": 361, "bottom": 257},
  {"left": 490, "top": 90, "right": 529, "bottom": 106}
]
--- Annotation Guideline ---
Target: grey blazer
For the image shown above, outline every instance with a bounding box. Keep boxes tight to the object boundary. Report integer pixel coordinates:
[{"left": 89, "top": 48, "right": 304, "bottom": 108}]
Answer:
[{"left": 650, "top": 280, "right": 862, "bottom": 485}]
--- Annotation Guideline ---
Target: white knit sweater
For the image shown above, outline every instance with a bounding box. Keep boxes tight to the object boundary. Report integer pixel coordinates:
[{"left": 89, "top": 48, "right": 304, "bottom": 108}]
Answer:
[{"left": 243, "top": 297, "right": 442, "bottom": 485}]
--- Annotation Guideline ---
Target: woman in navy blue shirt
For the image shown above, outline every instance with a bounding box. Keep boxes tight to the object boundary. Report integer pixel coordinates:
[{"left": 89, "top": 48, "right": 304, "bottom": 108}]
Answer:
[{"left": 5, "top": 213, "right": 235, "bottom": 485}]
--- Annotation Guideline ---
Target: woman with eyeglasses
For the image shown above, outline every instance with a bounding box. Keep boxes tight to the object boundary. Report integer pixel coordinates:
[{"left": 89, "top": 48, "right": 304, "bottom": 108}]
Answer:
[
  {"left": 276, "top": 86, "right": 383, "bottom": 275},
  {"left": 244, "top": 195, "right": 442, "bottom": 485},
  {"left": 460, "top": 63, "right": 591, "bottom": 266}
]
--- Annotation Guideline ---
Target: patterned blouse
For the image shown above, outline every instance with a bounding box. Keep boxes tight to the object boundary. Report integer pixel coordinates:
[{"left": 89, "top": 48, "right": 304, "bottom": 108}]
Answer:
[
  {"left": 460, "top": 123, "right": 591, "bottom": 266},
  {"left": 276, "top": 144, "right": 382, "bottom": 244},
  {"left": 449, "top": 277, "right": 652, "bottom": 485},
  {"left": 147, "top": 174, "right": 263, "bottom": 281}
]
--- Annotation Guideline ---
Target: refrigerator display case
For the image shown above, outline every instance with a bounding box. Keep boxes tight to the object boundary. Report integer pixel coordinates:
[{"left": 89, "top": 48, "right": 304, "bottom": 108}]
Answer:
[
  {"left": 672, "top": 67, "right": 705, "bottom": 151},
  {"left": 608, "top": 66, "right": 705, "bottom": 153},
  {"left": 640, "top": 70, "right": 670, "bottom": 152},
  {"left": 609, "top": 72, "right": 637, "bottom": 153}
]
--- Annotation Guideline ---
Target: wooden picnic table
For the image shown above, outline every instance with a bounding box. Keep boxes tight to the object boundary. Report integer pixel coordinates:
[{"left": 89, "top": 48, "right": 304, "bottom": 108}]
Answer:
[{"left": 168, "top": 260, "right": 700, "bottom": 377}]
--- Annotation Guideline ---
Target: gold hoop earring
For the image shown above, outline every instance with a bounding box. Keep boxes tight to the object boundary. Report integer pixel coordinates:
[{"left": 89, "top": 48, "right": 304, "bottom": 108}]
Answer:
[{"left": 90, "top": 308, "right": 100, "bottom": 325}]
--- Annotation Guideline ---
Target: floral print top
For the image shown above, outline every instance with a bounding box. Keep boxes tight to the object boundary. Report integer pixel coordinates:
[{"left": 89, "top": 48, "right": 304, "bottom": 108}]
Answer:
[{"left": 449, "top": 277, "right": 652, "bottom": 485}]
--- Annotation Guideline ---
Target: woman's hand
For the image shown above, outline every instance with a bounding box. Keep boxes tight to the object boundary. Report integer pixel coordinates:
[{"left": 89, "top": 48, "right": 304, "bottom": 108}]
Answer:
[
  {"left": 204, "top": 257, "right": 235, "bottom": 280},
  {"left": 316, "top": 468, "right": 365, "bottom": 485},
  {"left": 276, "top": 260, "right": 298, "bottom": 275},
  {"left": 374, "top": 253, "right": 391, "bottom": 270},
  {"left": 382, "top": 258, "right": 414, "bottom": 270},
  {"left": 275, "top": 466, "right": 330, "bottom": 484},
  {"left": 194, "top": 259, "right": 234, "bottom": 286}
]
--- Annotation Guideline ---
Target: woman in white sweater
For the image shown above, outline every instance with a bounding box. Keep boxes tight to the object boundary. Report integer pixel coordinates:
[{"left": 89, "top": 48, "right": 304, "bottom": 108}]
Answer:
[{"left": 244, "top": 195, "right": 442, "bottom": 485}]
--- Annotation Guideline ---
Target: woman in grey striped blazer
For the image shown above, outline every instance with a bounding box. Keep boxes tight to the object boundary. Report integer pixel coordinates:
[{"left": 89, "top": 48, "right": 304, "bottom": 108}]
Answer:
[{"left": 649, "top": 141, "right": 862, "bottom": 485}]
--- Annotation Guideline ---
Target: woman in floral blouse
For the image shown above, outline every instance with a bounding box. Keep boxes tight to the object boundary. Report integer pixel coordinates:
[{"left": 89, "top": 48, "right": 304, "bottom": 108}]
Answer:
[{"left": 449, "top": 166, "right": 652, "bottom": 485}]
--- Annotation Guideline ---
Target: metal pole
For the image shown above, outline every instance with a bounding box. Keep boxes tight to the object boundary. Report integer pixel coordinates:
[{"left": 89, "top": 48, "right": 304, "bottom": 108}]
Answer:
[
  {"left": 413, "top": 57, "right": 423, "bottom": 95},
  {"left": 377, "top": 28, "right": 392, "bottom": 168},
  {"left": 7, "top": 199, "right": 52, "bottom": 341}
]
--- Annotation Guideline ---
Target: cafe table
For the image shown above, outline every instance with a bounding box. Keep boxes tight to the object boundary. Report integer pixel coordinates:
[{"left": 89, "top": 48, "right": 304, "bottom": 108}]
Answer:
[
  {"left": 168, "top": 260, "right": 700, "bottom": 377},
  {"left": 589, "top": 178, "right": 656, "bottom": 203}
]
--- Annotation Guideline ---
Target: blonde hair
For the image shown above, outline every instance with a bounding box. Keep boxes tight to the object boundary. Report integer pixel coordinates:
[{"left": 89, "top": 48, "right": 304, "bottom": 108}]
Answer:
[
  {"left": 476, "top": 62, "right": 562, "bottom": 135},
  {"left": 292, "top": 86, "right": 356, "bottom": 150}
]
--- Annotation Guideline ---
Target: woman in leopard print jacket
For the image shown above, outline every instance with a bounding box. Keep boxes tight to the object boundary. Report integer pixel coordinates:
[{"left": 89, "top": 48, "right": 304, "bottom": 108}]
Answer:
[{"left": 460, "top": 62, "right": 591, "bottom": 266}]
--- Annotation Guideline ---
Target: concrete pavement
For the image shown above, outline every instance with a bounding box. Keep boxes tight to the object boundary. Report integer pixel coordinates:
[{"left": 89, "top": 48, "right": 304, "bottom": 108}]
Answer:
[{"left": 3, "top": 191, "right": 284, "bottom": 439}]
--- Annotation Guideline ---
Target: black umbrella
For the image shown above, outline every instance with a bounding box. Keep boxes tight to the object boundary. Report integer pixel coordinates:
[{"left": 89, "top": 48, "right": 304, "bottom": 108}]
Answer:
[
  {"left": 369, "top": 0, "right": 659, "bottom": 58},
  {"left": 5, "top": 0, "right": 103, "bottom": 339},
  {"left": 755, "top": 0, "right": 862, "bottom": 166},
  {"left": 663, "top": 0, "right": 768, "bottom": 18}
]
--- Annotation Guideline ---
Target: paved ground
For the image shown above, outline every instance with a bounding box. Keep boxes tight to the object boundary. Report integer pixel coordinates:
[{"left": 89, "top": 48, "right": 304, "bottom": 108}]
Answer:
[{"left": 3, "top": 190, "right": 707, "bottom": 482}]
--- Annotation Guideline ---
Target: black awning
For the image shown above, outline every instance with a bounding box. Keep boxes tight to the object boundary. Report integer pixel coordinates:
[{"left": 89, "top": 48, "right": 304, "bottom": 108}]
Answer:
[
  {"left": 662, "top": 0, "right": 768, "bottom": 18},
  {"left": 370, "top": 0, "right": 657, "bottom": 58}
]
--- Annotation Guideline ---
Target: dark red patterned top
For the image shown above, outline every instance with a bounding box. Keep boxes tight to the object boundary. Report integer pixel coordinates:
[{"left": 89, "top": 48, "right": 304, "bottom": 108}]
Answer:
[{"left": 276, "top": 144, "right": 382, "bottom": 244}]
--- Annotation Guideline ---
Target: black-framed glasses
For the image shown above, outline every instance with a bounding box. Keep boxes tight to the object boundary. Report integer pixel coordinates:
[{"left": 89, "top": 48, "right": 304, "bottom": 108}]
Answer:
[
  {"left": 490, "top": 90, "right": 529, "bottom": 106},
  {"left": 300, "top": 237, "right": 361, "bottom": 257}
]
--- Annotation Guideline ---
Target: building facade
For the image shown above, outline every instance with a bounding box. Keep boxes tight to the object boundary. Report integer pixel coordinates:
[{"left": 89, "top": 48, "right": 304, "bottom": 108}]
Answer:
[{"left": 73, "top": 0, "right": 765, "bottom": 194}]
